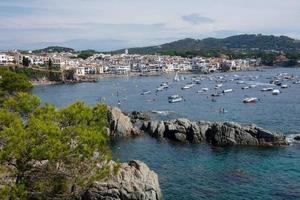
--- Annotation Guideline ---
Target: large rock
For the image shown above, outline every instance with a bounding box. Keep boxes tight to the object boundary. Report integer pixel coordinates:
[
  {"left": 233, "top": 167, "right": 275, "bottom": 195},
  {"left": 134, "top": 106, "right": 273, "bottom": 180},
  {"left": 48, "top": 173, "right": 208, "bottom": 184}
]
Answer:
[
  {"left": 294, "top": 135, "right": 300, "bottom": 141},
  {"left": 107, "top": 107, "right": 140, "bottom": 137},
  {"left": 82, "top": 160, "right": 162, "bottom": 200},
  {"left": 205, "top": 122, "right": 259, "bottom": 146},
  {"left": 141, "top": 117, "right": 288, "bottom": 147}
]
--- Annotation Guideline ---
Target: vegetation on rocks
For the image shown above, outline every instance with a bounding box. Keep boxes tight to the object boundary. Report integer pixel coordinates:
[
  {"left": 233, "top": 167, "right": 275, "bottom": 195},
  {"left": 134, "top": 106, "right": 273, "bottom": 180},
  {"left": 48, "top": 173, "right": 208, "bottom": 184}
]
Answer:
[{"left": 0, "top": 70, "right": 113, "bottom": 200}]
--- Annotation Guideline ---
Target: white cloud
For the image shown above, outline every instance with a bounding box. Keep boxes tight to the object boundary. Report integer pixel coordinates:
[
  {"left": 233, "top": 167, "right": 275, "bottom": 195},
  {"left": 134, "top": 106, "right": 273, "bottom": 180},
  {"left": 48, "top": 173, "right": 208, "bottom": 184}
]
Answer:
[{"left": 0, "top": 0, "right": 299, "bottom": 50}]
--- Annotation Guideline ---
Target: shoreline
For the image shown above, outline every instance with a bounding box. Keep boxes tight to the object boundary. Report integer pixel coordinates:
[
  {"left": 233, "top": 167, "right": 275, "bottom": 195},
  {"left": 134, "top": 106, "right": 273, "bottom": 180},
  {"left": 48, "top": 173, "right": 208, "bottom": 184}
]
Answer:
[{"left": 31, "top": 66, "right": 299, "bottom": 86}]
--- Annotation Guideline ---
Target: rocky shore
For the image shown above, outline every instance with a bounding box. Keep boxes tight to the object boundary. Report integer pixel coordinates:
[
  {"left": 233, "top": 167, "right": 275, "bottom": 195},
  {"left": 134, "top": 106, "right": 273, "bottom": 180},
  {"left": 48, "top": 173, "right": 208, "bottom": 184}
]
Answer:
[
  {"left": 141, "top": 118, "right": 288, "bottom": 146},
  {"left": 107, "top": 108, "right": 288, "bottom": 147},
  {"left": 83, "top": 107, "right": 289, "bottom": 200},
  {"left": 82, "top": 160, "right": 162, "bottom": 200}
]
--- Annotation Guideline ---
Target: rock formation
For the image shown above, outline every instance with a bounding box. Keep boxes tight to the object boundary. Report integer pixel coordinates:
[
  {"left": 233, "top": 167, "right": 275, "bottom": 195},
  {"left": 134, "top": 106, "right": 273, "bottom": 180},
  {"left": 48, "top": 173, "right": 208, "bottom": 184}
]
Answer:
[
  {"left": 82, "top": 160, "right": 162, "bottom": 200},
  {"left": 107, "top": 107, "right": 140, "bottom": 137},
  {"left": 141, "top": 118, "right": 288, "bottom": 146}
]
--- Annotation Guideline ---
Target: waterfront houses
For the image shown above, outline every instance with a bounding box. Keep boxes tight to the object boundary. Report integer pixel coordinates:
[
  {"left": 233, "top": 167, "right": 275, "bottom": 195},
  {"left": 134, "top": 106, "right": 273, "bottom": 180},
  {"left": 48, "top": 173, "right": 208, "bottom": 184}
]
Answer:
[{"left": 0, "top": 49, "right": 263, "bottom": 79}]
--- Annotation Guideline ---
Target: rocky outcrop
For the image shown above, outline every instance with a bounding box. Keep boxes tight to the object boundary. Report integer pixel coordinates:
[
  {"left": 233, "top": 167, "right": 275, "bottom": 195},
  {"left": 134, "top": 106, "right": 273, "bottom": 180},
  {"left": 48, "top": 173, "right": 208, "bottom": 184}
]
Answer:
[
  {"left": 294, "top": 135, "right": 300, "bottom": 141},
  {"left": 106, "top": 108, "right": 288, "bottom": 146},
  {"left": 141, "top": 118, "right": 288, "bottom": 147},
  {"left": 82, "top": 160, "right": 162, "bottom": 200},
  {"left": 107, "top": 107, "right": 140, "bottom": 137}
]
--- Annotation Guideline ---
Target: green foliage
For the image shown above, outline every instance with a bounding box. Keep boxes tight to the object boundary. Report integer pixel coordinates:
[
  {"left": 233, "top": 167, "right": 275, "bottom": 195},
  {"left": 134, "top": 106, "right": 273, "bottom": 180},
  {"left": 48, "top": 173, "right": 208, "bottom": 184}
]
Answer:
[
  {"left": 3, "top": 92, "right": 40, "bottom": 117},
  {"left": 22, "top": 57, "right": 31, "bottom": 67},
  {"left": 0, "top": 69, "right": 33, "bottom": 95},
  {"left": 114, "top": 34, "right": 300, "bottom": 55},
  {"left": 33, "top": 46, "right": 75, "bottom": 54},
  {"left": 77, "top": 50, "right": 96, "bottom": 60},
  {"left": 0, "top": 94, "right": 111, "bottom": 199}
]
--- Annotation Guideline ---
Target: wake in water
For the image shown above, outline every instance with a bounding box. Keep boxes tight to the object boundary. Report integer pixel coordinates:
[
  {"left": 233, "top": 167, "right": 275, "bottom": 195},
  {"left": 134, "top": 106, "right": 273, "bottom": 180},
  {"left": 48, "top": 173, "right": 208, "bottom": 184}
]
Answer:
[
  {"left": 151, "top": 110, "right": 176, "bottom": 116},
  {"left": 286, "top": 134, "right": 300, "bottom": 144}
]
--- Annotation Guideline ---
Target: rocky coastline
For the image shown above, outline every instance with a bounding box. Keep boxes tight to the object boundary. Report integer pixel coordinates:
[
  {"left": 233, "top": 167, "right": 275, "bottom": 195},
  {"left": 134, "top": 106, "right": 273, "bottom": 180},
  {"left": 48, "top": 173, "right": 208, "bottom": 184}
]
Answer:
[
  {"left": 79, "top": 107, "right": 290, "bottom": 200},
  {"left": 107, "top": 108, "right": 289, "bottom": 147}
]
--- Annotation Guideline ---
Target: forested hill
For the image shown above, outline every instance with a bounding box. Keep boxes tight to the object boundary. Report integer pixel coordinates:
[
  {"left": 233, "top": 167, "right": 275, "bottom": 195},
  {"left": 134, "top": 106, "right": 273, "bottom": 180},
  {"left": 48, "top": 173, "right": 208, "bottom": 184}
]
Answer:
[
  {"left": 33, "top": 46, "right": 75, "bottom": 53},
  {"left": 112, "top": 34, "right": 300, "bottom": 55}
]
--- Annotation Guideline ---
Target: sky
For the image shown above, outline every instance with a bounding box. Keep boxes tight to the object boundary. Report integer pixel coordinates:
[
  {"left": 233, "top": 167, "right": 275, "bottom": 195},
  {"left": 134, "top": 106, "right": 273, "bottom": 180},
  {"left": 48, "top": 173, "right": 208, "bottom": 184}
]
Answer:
[{"left": 0, "top": 0, "right": 300, "bottom": 51}]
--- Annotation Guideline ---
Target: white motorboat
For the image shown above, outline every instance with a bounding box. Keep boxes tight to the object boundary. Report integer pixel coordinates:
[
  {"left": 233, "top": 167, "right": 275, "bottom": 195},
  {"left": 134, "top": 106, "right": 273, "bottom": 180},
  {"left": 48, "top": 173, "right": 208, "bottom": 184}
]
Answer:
[
  {"left": 215, "top": 84, "right": 223, "bottom": 89},
  {"left": 168, "top": 94, "right": 180, "bottom": 99},
  {"left": 281, "top": 84, "right": 288, "bottom": 89},
  {"left": 161, "top": 82, "right": 169, "bottom": 88},
  {"left": 261, "top": 87, "right": 273, "bottom": 91},
  {"left": 182, "top": 84, "right": 195, "bottom": 90},
  {"left": 293, "top": 81, "right": 300, "bottom": 84},
  {"left": 141, "top": 90, "right": 151, "bottom": 95},
  {"left": 222, "top": 89, "right": 233, "bottom": 93},
  {"left": 272, "top": 89, "right": 280, "bottom": 95},
  {"left": 156, "top": 86, "right": 165, "bottom": 91},
  {"left": 169, "top": 97, "right": 184, "bottom": 103},
  {"left": 243, "top": 97, "right": 258, "bottom": 103}
]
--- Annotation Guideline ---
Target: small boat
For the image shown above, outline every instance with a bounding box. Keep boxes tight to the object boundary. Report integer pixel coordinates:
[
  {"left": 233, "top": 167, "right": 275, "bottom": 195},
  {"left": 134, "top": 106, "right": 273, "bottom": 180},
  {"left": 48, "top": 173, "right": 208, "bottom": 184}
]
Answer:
[
  {"left": 169, "top": 97, "right": 184, "bottom": 103},
  {"left": 242, "top": 86, "right": 250, "bottom": 90},
  {"left": 156, "top": 86, "right": 164, "bottom": 91},
  {"left": 243, "top": 97, "right": 258, "bottom": 103},
  {"left": 249, "top": 85, "right": 257, "bottom": 88},
  {"left": 272, "top": 89, "right": 280, "bottom": 95},
  {"left": 202, "top": 88, "right": 209, "bottom": 92},
  {"left": 281, "top": 84, "right": 288, "bottom": 89},
  {"left": 222, "top": 89, "right": 233, "bottom": 93},
  {"left": 174, "top": 72, "right": 180, "bottom": 82},
  {"left": 168, "top": 94, "right": 180, "bottom": 99},
  {"left": 211, "top": 93, "right": 223, "bottom": 97},
  {"left": 141, "top": 90, "right": 151, "bottom": 95},
  {"left": 182, "top": 84, "right": 195, "bottom": 90},
  {"left": 194, "top": 79, "right": 201, "bottom": 84},
  {"left": 161, "top": 83, "right": 169, "bottom": 88},
  {"left": 261, "top": 87, "right": 273, "bottom": 92},
  {"left": 293, "top": 81, "right": 300, "bottom": 84},
  {"left": 237, "top": 81, "right": 245, "bottom": 84},
  {"left": 214, "top": 84, "right": 223, "bottom": 89}
]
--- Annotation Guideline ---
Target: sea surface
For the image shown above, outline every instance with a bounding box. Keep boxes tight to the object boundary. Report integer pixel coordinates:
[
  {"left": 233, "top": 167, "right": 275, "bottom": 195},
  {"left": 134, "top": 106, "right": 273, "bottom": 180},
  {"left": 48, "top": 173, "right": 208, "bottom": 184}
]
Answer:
[{"left": 34, "top": 68, "right": 300, "bottom": 200}]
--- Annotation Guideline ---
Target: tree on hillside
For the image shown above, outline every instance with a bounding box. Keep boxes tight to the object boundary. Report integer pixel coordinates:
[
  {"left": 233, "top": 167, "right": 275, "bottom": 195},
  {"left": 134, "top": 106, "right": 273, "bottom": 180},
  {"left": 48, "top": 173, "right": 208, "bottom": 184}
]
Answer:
[
  {"left": 22, "top": 57, "right": 31, "bottom": 67},
  {"left": 48, "top": 58, "right": 53, "bottom": 70},
  {"left": 0, "top": 70, "right": 114, "bottom": 200},
  {"left": 0, "top": 69, "right": 33, "bottom": 97},
  {"left": 0, "top": 98, "right": 112, "bottom": 200}
]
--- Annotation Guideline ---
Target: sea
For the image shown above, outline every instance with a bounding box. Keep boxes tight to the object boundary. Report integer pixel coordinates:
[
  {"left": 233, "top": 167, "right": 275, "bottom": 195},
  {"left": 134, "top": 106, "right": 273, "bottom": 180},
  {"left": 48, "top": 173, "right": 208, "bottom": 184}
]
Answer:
[{"left": 33, "top": 67, "right": 300, "bottom": 200}]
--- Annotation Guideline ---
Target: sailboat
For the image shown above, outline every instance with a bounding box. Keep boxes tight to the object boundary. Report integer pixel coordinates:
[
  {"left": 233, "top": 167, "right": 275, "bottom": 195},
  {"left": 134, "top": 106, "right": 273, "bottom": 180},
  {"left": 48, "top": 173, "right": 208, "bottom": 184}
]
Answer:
[{"left": 174, "top": 72, "right": 180, "bottom": 82}]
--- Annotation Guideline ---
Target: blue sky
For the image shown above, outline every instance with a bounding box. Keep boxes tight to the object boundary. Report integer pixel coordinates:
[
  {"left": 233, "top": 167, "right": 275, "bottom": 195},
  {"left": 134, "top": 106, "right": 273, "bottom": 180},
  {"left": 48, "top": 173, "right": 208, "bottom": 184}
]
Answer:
[{"left": 0, "top": 0, "right": 300, "bottom": 51}]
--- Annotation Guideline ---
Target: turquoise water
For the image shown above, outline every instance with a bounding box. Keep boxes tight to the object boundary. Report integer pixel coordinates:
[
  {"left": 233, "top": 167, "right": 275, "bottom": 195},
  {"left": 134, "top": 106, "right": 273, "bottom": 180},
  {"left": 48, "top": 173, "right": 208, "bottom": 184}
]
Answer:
[{"left": 34, "top": 68, "right": 300, "bottom": 199}]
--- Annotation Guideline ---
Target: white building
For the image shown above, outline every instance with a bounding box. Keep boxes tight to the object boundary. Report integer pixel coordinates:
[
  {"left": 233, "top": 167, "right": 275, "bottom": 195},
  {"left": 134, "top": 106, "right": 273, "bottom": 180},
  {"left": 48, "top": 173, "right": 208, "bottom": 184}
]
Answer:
[{"left": 0, "top": 54, "right": 14, "bottom": 65}]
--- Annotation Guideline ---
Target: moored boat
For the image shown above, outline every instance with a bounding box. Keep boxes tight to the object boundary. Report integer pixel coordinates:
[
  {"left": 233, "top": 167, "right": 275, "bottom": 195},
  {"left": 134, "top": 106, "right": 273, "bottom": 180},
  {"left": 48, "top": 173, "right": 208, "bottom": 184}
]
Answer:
[
  {"left": 182, "top": 84, "right": 195, "bottom": 90},
  {"left": 243, "top": 97, "right": 258, "bottom": 103},
  {"left": 222, "top": 89, "right": 233, "bottom": 93},
  {"left": 141, "top": 90, "right": 151, "bottom": 95},
  {"left": 272, "top": 89, "right": 280, "bottom": 95},
  {"left": 261, "top": 87, "right": 273, "bottom": 91},
  {"left": 168, "top": 96, "right": 184, "bottom": 103}
]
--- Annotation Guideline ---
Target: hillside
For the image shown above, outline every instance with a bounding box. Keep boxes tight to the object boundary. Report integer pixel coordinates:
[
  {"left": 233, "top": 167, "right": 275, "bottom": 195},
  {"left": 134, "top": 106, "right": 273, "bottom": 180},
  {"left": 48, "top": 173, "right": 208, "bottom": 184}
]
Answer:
[
  {"left": 33, "top": 46, "right": 75, "bottom": 53},
  {"left": 112, "top": 34, "right": 300, "bottom": 55}
]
